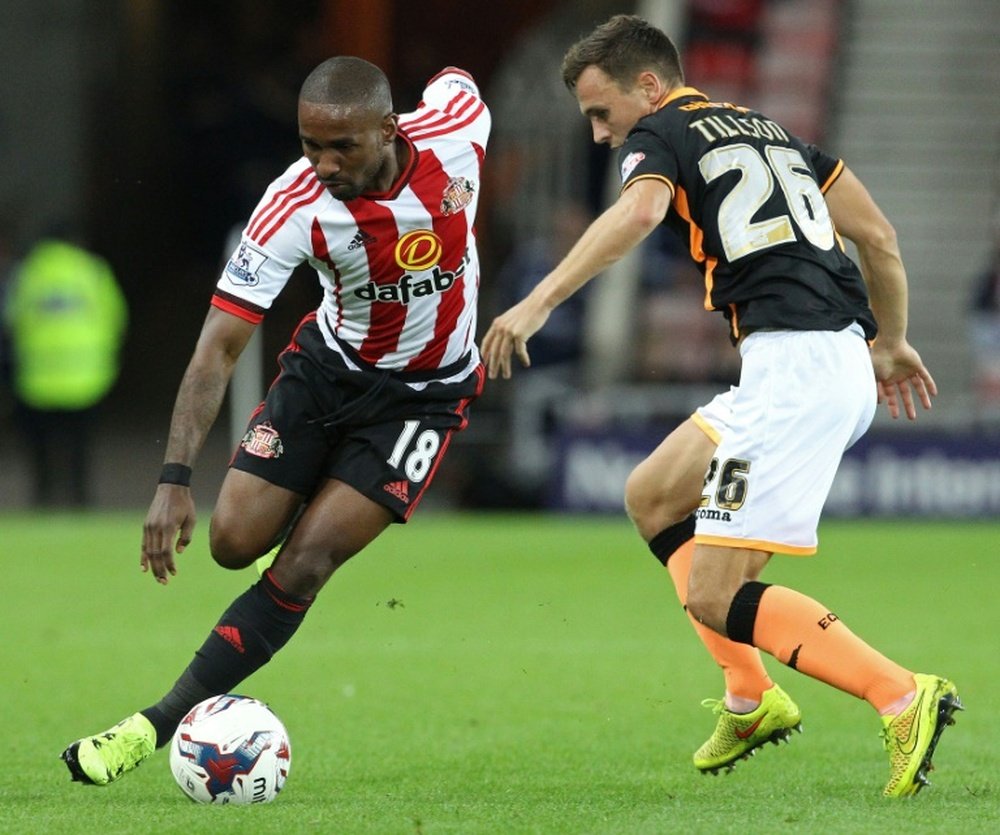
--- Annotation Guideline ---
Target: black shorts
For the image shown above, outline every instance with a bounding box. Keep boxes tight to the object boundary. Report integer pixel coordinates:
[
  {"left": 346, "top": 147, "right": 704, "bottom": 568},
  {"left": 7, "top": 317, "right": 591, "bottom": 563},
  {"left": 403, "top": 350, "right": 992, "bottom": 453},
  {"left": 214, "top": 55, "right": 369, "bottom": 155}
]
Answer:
[{"left": 231, "top": 315, "right": 484, "bottom": 521}]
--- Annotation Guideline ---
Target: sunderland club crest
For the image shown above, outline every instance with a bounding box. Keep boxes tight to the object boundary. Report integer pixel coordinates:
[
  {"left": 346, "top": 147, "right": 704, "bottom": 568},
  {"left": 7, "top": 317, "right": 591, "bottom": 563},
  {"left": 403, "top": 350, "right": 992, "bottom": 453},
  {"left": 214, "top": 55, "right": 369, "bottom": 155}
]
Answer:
[
  {"left": 440, "top": 176, "right": 475, "bottom": 216},
  {"left": 241, "top": 421, "right": 284, "bottom": 459}
]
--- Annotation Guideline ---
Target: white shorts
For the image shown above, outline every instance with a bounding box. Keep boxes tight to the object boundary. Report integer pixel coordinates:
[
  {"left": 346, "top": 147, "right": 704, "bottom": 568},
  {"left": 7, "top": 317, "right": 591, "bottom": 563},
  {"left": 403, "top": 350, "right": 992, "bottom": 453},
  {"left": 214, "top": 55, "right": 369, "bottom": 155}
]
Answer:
[{"left": 691, "top": 323, "right": 876, "bottom": 555}]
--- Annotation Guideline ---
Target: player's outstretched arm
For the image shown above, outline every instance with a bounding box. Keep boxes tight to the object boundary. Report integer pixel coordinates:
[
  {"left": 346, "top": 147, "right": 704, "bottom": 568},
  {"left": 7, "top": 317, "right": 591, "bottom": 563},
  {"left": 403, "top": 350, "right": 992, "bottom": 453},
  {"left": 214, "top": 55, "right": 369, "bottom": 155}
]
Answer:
[
  {"left": 482, "top": 178, "right": 670, "bottom": 378},
  {"left": 824, "top": 166, "right": 936, "bottom": 419},
  {"left": 141, "top": 307, "right": 257, "bottom": 584}
]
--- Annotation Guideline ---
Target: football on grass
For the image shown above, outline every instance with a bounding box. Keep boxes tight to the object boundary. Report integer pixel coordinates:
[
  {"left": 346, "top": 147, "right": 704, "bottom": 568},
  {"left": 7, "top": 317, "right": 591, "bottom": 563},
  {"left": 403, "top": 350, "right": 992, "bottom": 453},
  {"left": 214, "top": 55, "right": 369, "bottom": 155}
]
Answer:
[{"left": 169, "top": 694, "right": 291, "bottom": 804}]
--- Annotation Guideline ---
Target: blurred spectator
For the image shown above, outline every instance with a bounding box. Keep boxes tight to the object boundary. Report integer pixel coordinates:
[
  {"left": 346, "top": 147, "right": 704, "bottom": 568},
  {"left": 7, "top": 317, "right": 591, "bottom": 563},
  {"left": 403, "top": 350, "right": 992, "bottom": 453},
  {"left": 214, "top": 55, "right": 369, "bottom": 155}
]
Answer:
[
  {"left": 495, "top": 202, "right": 593, "bottom": 504},
  {"left": 634, "top": 227, "right": 740, "bottom": 385},
  {"left": 969, "top": 205, "right": 1000, "bottom": 427},
  {"left": 3, "top": 227, "right": 128, "bottom": 506},
  {"left": 0, "top": 219, "right": 18, "bottom": 413},
  {"left": 683, "top": 0, "right": 765, "bottom": 104}
]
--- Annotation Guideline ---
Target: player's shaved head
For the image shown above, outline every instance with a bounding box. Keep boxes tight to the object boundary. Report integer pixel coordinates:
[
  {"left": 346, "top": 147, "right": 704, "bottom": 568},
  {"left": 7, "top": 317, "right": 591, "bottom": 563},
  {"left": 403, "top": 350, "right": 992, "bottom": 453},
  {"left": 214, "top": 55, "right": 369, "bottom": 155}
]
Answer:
[
  {"left": 299, "top": 56, "right": 393, "bottom": 115},
  {"left": 298, "top": 56, "right": 401, "bottom": 201}
]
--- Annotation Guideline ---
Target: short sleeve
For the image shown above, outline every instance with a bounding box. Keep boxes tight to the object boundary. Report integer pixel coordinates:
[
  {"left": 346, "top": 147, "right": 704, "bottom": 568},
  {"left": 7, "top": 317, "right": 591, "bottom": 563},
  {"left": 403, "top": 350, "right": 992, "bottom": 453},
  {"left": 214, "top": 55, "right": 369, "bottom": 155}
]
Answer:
[
  {"left": 402, "top": 67, "right": 490, "bottom": 149},
  {"left": 618, "top": 127, "right": 678, "bottom": 195},
  {"left": 805, "top": 144, "right": 845, "bottom": 193}
]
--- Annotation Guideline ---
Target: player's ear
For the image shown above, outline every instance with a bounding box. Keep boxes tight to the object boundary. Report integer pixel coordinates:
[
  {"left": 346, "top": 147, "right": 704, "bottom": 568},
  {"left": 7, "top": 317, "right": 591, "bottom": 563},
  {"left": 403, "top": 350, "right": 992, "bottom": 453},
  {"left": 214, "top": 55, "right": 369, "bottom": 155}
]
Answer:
[
  {"left": 382, "top": 113, "right": 399, "bottom": 145},
  {"left": 637, "top": 71, "right": 665, "bottom": 104}
]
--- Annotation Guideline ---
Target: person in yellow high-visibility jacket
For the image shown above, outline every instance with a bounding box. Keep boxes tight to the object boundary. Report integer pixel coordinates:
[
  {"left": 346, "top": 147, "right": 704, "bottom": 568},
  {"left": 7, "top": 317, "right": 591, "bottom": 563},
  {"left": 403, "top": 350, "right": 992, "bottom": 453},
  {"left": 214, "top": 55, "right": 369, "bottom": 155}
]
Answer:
[{"left": 4, "top": 235, "right": 127, "bottom": 506}]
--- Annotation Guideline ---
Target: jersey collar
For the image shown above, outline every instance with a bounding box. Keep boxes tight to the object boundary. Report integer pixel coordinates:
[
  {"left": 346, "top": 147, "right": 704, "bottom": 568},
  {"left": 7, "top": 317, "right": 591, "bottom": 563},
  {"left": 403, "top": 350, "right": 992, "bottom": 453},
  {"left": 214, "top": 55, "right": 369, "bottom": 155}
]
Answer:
[
  {"left": 359, "top": 131, "right": 419, "bottom": 201},
  {"left": 656, "top": 86, "right": 708, "bottom": 110}
]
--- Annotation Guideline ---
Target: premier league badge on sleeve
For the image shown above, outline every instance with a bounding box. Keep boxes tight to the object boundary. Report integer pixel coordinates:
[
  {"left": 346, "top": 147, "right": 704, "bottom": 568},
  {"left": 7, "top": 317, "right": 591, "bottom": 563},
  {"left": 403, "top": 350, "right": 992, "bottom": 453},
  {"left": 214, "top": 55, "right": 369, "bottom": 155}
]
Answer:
[
  {"left": 226, "top": 239, "right": 269, "bottom": 286},
  {"left": 444, "top": 77, "right": 477, "bottom": 96}
]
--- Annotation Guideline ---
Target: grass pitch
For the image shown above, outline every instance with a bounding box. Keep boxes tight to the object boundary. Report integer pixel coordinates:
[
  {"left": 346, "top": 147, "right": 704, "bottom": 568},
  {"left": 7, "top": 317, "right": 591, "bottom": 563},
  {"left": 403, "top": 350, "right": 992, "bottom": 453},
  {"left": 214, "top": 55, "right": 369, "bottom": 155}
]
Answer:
[{"left": 1, "top": 512, "right": 997, "bottom": 834}]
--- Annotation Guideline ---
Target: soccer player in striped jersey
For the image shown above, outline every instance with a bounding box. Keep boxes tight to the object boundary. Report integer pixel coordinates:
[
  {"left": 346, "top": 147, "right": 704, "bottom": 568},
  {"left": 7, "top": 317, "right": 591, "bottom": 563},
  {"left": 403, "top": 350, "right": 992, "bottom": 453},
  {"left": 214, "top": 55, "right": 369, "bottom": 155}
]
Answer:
[
  {"left": 62, "top": 56, "right": 490, "bottom": 787},
  {"left": 482, "top": 15, "right": 960, "bottom": 797}
]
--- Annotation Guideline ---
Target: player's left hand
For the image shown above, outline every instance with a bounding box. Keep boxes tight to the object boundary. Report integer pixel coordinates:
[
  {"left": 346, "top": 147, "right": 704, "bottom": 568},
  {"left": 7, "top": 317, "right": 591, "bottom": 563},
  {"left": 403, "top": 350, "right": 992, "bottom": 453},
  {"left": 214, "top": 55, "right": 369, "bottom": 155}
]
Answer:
[
  {"left": 870, "top": 339, "right": 937, "bottom": 420},
  {"left": 481, "top": 296, "right": 551, "bottom": 379},
  {"left": 141, "top": 483, "right": 197, "bottom": 585}
]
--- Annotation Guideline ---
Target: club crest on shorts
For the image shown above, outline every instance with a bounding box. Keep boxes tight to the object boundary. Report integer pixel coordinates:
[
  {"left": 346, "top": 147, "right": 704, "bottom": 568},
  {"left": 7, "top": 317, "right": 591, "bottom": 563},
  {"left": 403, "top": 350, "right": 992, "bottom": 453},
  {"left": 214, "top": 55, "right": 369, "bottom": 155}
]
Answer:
[
  {"left": 440, "top": 176, "right": 475, "bottom": 216},
  {"left": 241, "top": 421, "right": 284, "bottom": 459}
]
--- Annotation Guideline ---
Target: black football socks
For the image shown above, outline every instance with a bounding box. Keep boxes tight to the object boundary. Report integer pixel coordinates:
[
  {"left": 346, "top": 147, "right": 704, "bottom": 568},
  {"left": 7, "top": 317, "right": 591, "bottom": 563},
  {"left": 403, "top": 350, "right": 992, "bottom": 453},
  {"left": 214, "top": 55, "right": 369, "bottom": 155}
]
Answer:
[{"left": 141, "top": 570, "right": 313, "bottom": 747}]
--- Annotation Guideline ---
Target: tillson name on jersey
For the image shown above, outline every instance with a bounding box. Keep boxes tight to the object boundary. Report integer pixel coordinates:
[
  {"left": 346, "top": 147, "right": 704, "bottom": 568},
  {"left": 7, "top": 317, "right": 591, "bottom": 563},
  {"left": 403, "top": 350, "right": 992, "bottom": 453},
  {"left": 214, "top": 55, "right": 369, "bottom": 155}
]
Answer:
[
  {"left": 679, "top": 100, "right": 791, "bottom": 144},
  {"left": 355, "top": 251, "right": 469, "bottom": 305}
]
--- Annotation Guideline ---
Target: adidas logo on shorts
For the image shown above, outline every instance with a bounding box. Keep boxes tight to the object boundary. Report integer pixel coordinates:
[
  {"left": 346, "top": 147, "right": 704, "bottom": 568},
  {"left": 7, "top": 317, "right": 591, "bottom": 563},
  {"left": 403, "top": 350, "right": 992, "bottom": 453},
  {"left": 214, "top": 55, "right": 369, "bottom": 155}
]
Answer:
[{"left": 383, "top": 481, "right": 409, "bottom": 503}]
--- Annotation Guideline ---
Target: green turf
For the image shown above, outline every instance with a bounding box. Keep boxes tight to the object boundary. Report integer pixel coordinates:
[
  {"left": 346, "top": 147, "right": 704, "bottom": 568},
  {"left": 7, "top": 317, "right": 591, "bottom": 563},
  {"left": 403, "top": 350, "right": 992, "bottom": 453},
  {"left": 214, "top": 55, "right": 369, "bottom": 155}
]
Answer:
[{"left": 1, "top": 513, "right": 997, "bottom": 834}]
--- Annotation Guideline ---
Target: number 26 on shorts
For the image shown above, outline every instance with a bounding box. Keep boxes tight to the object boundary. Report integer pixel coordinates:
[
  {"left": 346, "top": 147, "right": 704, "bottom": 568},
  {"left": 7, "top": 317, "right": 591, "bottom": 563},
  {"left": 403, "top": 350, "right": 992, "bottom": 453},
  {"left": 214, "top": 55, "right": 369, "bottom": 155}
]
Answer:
[{"left": 702, "top": 457, "right": 751, "bottom": 511}]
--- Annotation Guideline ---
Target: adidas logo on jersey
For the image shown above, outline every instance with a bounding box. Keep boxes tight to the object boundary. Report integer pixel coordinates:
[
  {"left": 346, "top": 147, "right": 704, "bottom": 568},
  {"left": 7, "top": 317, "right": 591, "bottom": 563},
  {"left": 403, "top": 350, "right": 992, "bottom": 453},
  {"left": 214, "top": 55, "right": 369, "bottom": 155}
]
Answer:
[
  {"left": 355, "top": 251, "right": 469, "bottom": 305},
  {"left": 347, "top": 229, "right": 377, "bottom": 251}
]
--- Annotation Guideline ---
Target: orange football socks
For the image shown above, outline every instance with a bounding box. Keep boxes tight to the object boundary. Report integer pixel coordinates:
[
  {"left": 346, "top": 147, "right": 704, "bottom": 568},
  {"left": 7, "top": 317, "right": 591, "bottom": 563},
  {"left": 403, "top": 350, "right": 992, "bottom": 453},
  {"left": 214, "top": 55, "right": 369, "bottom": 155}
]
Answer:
[
  {"left": 730, "top": 582, "right": 914, "bottom": 712},
  {"left": 666, "top": 539, "right": 772, "bottom": 703}
]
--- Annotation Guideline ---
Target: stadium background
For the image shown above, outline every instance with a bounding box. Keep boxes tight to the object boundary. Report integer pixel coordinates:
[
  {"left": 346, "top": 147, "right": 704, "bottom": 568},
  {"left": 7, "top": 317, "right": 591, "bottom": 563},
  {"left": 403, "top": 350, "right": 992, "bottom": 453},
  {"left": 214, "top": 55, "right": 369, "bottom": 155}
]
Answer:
[
  {"left": 1, "top": 4, "right": 998, "bottom": 830},
  {"left": 0, "top": 0, "right": 997, "bottom": 514}
]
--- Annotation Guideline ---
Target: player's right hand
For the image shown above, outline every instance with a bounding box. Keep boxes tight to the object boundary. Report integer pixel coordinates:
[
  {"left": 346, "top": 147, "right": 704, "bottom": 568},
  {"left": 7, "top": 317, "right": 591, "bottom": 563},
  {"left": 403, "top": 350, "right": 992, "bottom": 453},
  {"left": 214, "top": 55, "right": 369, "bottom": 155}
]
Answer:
[
  {"left": 870, "top": 339, "right": 937, "bottom": 420},
  {"left": 141, "top": 484, "right": 197, "bottom": 585},
  {"left": 481, "top": 296, "right": 552, "bottom": 379}
]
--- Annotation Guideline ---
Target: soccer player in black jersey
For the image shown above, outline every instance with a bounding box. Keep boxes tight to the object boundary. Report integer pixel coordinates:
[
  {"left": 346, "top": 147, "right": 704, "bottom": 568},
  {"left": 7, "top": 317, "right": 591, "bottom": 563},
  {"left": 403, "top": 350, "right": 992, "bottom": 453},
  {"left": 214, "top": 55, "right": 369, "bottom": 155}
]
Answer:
[{"left": 482, "top": 14, "right": 960, "bottom": 797}]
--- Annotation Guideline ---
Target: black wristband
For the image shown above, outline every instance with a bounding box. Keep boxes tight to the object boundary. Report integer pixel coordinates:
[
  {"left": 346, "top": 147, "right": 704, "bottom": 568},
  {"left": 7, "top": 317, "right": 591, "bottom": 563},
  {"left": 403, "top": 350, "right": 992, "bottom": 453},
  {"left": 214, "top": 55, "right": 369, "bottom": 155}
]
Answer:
[{"left": 159, "top": 463, "right": 192, "bottom": 486}]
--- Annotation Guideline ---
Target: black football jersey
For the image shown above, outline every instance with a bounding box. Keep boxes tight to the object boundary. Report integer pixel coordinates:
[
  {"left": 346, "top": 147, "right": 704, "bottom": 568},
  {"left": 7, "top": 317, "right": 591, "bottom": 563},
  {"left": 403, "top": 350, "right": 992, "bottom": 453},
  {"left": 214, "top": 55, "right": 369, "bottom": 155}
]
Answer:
[{"left": 619, "top": 87, "right": 877, "bottom": 343}]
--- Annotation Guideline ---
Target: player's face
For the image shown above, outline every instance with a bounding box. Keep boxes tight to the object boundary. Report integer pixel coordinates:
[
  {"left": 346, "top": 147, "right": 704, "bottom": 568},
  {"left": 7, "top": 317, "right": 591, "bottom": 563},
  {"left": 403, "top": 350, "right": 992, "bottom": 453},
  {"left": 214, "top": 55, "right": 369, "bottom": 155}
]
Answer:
[
  {"left": 298, "top": 102, "right": 397, "bottom": 201},
  {"left": 575, "top": 65, "right": 657, "bottom": 148}
]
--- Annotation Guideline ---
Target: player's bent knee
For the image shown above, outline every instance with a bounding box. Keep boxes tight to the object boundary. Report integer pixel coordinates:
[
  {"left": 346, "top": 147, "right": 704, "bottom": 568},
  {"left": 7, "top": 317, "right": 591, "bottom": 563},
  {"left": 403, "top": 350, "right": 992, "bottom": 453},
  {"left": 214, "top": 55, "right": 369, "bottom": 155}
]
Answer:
[
  {"left": 624, "top": 465, "right": 657, "bottom": 524},
  {"left": 624, "top": 465, "right": 686, "bottom": 540},
  {"left": 208, "top": 520, "right": 267, "bottom": 570},
  {"left": 270, "top": 543, "right": 350, "bottom": 597},
  {"left": 685, "top": 589, "right": 730, "bottom": 637}
]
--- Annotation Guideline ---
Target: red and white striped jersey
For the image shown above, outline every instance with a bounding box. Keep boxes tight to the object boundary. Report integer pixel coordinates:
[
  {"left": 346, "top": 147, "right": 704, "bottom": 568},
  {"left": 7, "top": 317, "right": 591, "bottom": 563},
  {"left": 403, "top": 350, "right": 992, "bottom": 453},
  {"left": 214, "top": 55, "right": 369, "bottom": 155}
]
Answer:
[{"left": 213, "top": 67, "right": 490, "bottom": 383}]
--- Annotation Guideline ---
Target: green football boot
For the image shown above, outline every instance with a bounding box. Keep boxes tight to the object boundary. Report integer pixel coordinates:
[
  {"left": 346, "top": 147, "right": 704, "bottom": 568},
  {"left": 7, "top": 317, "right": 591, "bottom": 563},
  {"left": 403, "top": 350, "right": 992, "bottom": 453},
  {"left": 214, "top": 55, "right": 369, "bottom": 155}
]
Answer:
[
  {"left": 881, "top": 673, "right": 962, "bottom": 797},
  {"left": 694, "top": 683, "right": 802, "bottom": 774},
  {"left": 61, "top": 712, "right": 156, "bottom": 786},
  {"left": 255, "top": 542, "right": 282, "bottom": 577}
]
